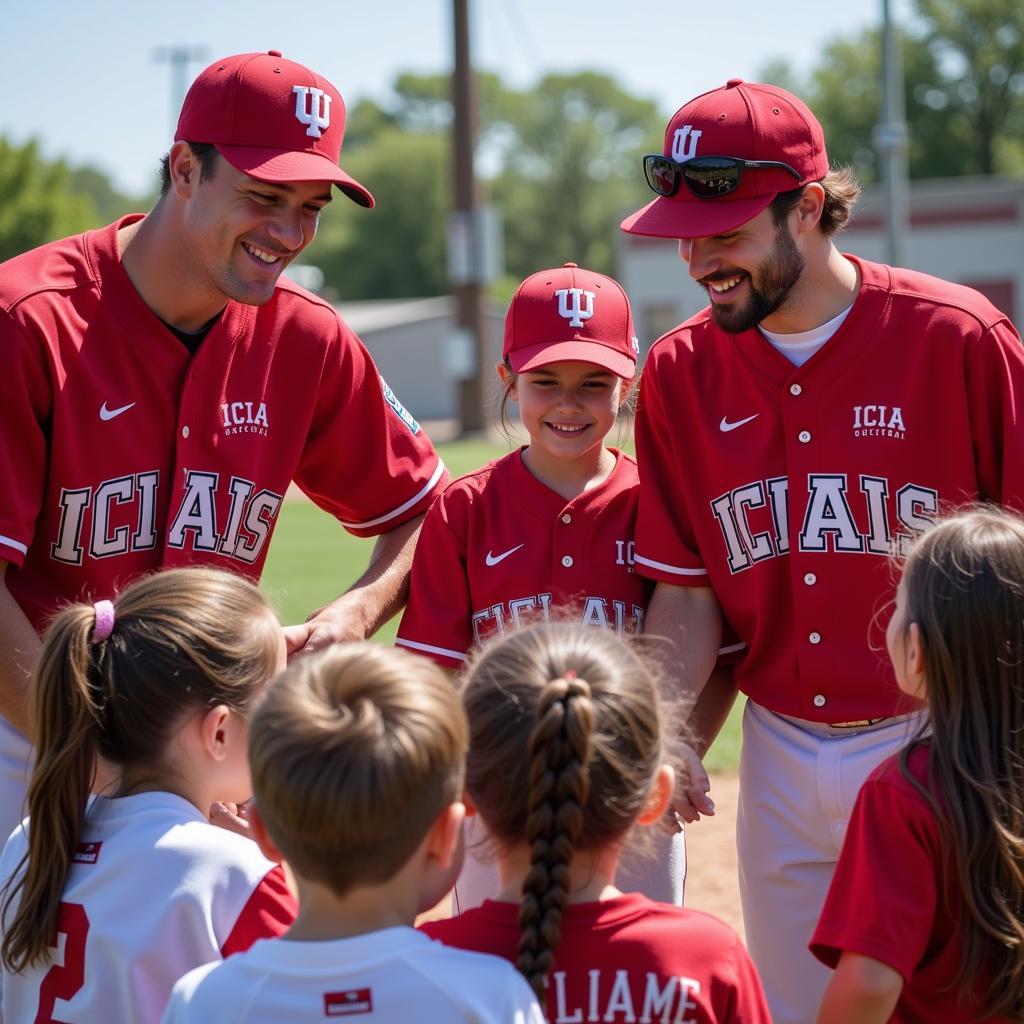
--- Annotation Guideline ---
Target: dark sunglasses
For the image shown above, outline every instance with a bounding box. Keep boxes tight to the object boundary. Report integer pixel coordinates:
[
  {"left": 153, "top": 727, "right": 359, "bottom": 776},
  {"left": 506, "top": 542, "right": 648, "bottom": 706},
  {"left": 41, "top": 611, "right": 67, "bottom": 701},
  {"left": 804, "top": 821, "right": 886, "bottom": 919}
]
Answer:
[{"left": 643, "top": 153, "right": 804, "bottom": 199}]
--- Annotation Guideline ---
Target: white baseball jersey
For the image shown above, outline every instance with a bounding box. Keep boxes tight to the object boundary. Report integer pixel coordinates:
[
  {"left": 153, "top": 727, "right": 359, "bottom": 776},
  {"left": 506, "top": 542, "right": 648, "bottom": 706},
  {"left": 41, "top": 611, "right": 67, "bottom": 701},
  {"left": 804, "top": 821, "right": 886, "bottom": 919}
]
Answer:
[
  {"left": 162, "top": 926, "right": 545, "bottom": 1024},
  {"left": 0, "top": 791, "right": 295, "bottom": 1024}
]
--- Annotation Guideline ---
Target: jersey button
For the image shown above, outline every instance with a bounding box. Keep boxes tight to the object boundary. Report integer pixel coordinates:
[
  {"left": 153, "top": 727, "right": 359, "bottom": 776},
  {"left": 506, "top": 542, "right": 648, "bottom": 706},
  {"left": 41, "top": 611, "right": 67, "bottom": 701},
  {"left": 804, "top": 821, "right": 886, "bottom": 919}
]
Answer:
[
  {"left": 804, "top": 572, "right": 817, "bottom": 585},
  {"left": 813, "top": 694, "right": 826, "bottom": 708},
  {"left": 561, "top": 555, "right": 574, "bottom": 568},
  {"left": 809, "top": 631, "right": 822, "bottom": 644},
  {"left": 561, "top": 513, "right": 572, "bottom": 524},
  {"left": 181, "top": 425, "right": 190, "bottom": 439},
  {"left": 790, "top": 383, "right": 803, "bottom": 396},
  {"left": 798, "top": 430, "right": 811, "bottom": 443}
]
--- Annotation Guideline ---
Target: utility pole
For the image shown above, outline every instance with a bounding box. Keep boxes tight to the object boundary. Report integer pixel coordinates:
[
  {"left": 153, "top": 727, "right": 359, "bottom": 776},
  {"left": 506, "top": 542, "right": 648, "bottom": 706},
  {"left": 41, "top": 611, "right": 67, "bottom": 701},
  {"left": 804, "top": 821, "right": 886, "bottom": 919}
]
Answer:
[
  {"left": 154, "top": 46, "right": 208, "bottom": 133},
  {"left": 874, "top": 0, "right": 910, "bottom": 266},
  {"left": 450, "top": 0, "right": 488, "bottom": 433}
]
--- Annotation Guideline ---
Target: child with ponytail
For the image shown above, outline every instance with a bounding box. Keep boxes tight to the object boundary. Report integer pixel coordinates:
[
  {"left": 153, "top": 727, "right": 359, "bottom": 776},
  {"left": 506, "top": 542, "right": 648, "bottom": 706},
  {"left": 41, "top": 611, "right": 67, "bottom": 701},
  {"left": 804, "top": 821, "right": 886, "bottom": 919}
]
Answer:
[
  {"left": 813, "top": 508, "right": 1024, "bottom": 1023},
  {"left": 0, "top": 567, "right": 295, "bottom": 1023},
  {"left": 422, "top": 622, "right": 769, "bottom": 1023},
  {"left": 163, "top": 643, "right": 543, "bottom": 1024}
]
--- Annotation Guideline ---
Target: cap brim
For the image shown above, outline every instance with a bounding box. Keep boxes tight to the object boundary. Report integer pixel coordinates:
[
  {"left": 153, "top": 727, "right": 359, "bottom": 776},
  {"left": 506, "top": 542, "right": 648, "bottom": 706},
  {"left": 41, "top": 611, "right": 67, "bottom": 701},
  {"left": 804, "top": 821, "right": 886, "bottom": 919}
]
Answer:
[
  {"left": 620, "top": 192, "right": 775, "bottom": 239},
  {"left": 510, "top": 340, "right": 636, "bottom": 379},
  {"left": 216, "top": 145, "right": 374, "bottom": 208}
]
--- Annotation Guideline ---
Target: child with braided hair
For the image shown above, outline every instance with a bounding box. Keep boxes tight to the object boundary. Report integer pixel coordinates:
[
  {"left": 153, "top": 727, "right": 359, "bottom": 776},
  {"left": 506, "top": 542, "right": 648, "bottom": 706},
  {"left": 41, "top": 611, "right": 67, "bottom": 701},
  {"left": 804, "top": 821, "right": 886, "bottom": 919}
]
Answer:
[{"left": 422, "top": 622, "right": 769, "bottom": 1023}]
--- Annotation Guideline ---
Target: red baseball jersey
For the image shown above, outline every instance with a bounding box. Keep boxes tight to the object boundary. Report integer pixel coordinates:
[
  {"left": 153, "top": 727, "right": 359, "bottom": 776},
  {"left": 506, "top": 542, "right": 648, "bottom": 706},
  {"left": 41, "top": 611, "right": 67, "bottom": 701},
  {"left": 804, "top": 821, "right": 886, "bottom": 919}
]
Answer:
[
  {"left": 0, "top": 791, "right": 296, "bottom": 1024},
  {"left": 811, "top": 743, "right": 1011, "bottom": 1023},
  {"left": 0, "top": 216, "right": 447, "bottom": 632},
  {"left": 635, "top": 257, "right": 1024, "bottom": 722},
  {"left": 396, "top": 449, "right": 653, "bottom": 667},
  {"left": 422, "top": 892, "right": 771, "bottom": 1023}
]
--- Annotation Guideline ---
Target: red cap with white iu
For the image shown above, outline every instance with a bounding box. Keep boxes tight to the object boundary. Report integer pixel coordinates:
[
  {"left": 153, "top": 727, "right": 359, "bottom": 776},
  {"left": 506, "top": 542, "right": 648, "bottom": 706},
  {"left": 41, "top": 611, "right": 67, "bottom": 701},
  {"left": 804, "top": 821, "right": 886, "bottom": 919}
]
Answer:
[{"left": 503, "top": 263, "right": 639, "bottom": 379}]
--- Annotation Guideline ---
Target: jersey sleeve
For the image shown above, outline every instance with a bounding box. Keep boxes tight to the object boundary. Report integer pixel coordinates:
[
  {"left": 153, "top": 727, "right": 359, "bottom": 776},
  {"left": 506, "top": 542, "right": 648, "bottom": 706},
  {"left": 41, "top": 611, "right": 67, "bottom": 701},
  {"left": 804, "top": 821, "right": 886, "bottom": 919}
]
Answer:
[
  {"left": 293, "top": 317, "right": 448, "bottom": 538},
  {"left": 0, "top": 308, "right": 52, "bottom": 566},
  {"left": 719, "top": 929, "right": 772, "bottom": 1024},
  {"left": 159, "top": 962, "right": 220, "bottom": 1024},
  {"left": 810, "top": 768, "right": 939, "bottom": 981},
  {"left": 395, "top": 488, "right": 474, "bottom": 668},
  {"left": 965, "top": 317, "right": 1024, "bottom": 512},
  {"left": 219, "top": 864, "right": 297, "bottom": 958},
  {"left": 633, "top": 346, "right": 709, "bottom": 585}
]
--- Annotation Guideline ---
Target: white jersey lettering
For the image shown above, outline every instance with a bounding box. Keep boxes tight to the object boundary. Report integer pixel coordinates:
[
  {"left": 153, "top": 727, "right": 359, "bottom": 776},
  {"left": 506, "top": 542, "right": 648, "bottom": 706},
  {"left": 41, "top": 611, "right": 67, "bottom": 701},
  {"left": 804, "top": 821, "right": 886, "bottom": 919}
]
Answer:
[
  {"left": 711, "top": 474, "right": 938, "bottom": 573},
  {"left": 168, "top": 472, "right": 220, "bottom": 552}
]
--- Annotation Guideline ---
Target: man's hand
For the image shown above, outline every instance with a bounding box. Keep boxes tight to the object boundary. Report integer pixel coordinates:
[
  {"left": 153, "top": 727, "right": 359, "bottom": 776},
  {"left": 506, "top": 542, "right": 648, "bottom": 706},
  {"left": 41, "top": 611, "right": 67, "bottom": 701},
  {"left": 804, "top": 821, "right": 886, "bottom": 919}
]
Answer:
[
  {"left": 284, "top": 514, "right": 425, "bottom": 660},
  {"left": 662, "top": 742, "right": 715, "bottom": 830},
  {"left": 283, "top": 598, "right": 367, "bottom": 658}
]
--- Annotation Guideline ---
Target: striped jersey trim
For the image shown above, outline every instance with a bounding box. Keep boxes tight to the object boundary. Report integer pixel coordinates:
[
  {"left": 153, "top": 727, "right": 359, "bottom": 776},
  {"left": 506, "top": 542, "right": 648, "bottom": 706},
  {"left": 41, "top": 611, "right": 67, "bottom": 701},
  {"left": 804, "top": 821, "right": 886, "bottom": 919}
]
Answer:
[
  {"left": 340, "top": 459, "right": 446, "bottom": 531},
  {"left": 395, "top": 637, "right": 467, "bottom": 663},
  {"left": 633, "top": 553, "right": 708, "bottom": 576},
  {"left": 0, "top": 535, "right": 28, "bottom": 556}
]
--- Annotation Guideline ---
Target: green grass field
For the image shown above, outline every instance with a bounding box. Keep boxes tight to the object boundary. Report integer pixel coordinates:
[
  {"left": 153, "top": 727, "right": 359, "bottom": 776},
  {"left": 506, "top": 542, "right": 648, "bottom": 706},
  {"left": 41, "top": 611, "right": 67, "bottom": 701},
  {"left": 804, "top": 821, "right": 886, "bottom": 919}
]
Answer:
[{"left": 261, "top": 436, "right": 743, "bottom": 773}]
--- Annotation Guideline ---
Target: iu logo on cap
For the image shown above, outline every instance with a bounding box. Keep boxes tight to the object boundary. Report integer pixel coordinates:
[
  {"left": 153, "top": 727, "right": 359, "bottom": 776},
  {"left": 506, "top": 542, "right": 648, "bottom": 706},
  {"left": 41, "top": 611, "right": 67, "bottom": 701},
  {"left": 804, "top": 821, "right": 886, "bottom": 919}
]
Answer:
[
  {"left": 671, "top": 125, "right": 702, "bottom": 162},
  {"left": 293, "top": 85, "right": 332, "bottom": 138},
  {"left": 556, "top": 288, "right": 595, "bottom": 329}
]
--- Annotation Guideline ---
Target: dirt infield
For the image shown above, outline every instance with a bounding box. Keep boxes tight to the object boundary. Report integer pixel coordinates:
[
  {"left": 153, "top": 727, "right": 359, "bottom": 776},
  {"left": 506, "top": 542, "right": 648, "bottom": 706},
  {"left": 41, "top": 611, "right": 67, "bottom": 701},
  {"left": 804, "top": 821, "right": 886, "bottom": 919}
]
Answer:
[{"left": 682, "top": 771, "right": 744, "bottom": 939}]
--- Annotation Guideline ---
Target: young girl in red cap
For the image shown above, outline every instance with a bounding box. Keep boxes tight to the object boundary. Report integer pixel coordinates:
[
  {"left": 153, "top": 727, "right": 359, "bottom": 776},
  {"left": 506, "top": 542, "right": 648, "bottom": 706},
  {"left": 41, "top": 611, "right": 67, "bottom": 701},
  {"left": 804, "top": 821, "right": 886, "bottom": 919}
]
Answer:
[{"left": 398, "top": 263, "right": 737, "bottom": 908}]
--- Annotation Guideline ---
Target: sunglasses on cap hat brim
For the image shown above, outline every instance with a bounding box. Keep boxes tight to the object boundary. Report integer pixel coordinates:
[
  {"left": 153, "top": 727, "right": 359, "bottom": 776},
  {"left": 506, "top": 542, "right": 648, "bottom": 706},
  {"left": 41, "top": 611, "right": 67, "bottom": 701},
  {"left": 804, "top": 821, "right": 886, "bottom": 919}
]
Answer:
[{"left": 643, "top": 153, "right": 804, "bottom": 199}]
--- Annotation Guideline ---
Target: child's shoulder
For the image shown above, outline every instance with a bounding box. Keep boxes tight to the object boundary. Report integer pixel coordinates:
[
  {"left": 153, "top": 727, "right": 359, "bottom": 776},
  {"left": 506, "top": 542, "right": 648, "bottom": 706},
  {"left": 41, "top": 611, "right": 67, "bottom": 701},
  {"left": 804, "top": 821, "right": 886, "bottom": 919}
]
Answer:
[
  {"left": 85, "top": 793, "right": 279, "bottom": 888},
  {"left": 865, "top": 739, "right": 932, "bottom": 790},
  {"left": 433, "top": 451, "right": 521, "bottom": 506}
]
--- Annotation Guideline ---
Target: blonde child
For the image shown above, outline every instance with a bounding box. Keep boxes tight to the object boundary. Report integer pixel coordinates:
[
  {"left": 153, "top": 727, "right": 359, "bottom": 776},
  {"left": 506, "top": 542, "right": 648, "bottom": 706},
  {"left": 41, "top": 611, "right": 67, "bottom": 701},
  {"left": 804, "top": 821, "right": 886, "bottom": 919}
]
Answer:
[
  {"left": 812, "top": 507, "right": 1024, "bottom": 1022},
  {"left": 162, "top": 642, "right": 544, "bottom": 1023},
  {"left": 422, "top": 622, "right": 769, "bottom": 1023},
  {"left": 0, "top": 567, "right": 295, "bottom": 1023}
]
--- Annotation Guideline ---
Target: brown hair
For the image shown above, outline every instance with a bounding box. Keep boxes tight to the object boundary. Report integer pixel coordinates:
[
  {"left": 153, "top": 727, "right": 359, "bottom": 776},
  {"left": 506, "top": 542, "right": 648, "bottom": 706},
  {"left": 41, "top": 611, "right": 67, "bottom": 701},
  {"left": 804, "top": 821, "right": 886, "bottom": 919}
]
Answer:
[
  {"left": 769, "top": 167, "right": 862, "bottom": 236},
  {"left": 158, "top": 141, "right": 220, "bottom": 196},
  {"left": 897, "top": 507, "right": 1024, "bottom": 1017},
  {"left": 249, "top": 643, "right": 468, "bottom": 898},
  {"left": 1, "top": 567, "right": 280, "bottom": 972},
  {"left": 463, "top": 623, "right": 674, "bottom": 998}
]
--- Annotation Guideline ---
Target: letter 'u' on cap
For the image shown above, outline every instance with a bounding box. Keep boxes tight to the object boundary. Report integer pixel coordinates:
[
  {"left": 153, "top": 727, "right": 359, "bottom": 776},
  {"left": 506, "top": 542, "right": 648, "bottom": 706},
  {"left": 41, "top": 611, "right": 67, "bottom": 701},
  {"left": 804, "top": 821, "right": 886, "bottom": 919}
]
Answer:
[
  {"left": 621, "top": 78, "right": 828, "bottom": 239},
  {"left": 175, "top": 50, "right": 374, "bottom": 208},
  {"left": 503, "top": 263, "right": 639, "bottom": 379}
]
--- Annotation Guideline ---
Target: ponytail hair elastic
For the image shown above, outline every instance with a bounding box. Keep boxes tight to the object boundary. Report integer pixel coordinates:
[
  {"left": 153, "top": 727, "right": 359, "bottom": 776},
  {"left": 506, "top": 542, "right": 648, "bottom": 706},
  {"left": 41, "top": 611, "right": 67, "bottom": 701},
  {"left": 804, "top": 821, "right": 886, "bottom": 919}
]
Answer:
[{"left": 92, "top": 600, "right": 116, "bottom": 643}]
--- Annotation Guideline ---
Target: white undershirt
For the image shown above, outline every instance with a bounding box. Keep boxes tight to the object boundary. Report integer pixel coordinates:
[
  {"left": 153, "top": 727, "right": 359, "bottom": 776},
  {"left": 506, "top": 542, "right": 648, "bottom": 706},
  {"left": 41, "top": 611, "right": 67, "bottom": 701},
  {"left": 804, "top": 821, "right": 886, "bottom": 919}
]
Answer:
[{"left": 759, "top": 304, "right": 854, "bottom": 367}]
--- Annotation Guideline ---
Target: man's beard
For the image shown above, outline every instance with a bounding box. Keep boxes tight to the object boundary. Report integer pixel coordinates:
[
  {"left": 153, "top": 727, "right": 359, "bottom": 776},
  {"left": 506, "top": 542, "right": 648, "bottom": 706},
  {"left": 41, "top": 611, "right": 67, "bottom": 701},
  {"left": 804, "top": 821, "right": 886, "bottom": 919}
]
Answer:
[{"left": 706, "top": 224, "right": 805, "bottom": 334}]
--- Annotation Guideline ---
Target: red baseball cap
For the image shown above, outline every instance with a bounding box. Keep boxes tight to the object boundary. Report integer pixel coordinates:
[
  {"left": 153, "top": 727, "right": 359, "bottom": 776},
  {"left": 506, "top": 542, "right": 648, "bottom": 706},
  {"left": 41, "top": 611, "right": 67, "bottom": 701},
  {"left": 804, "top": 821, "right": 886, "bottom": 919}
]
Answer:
[
  {"left": 621, "top": 79, "right": 828, "bottom": 239},
  {"left": 503, "top": 263, "right": 639, "bottom": 379},
  {"left": 175, "top": 50, "right": 373, "bottom": 208}
]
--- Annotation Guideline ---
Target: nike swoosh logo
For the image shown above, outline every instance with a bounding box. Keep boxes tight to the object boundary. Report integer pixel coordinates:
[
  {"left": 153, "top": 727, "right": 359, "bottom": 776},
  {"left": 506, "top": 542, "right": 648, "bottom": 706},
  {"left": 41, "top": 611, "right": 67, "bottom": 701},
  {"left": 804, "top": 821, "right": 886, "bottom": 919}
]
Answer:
[
  {"left": 485, "top": 544, "right": 525, "bottom": 567},
  {"left": 719, "top": 414, "right": 758, "bottom": 433},
  {"left": 100, "top": 401, "right": 136, "bottom": 421}
]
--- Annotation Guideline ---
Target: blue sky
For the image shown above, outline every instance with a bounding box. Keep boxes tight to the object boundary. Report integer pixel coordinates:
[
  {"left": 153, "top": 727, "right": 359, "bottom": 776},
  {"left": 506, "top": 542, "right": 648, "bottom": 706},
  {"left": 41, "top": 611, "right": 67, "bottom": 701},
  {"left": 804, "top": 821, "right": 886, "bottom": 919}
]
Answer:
[{"left": 4, "top": 0, "right": 906, "bottom": 196}]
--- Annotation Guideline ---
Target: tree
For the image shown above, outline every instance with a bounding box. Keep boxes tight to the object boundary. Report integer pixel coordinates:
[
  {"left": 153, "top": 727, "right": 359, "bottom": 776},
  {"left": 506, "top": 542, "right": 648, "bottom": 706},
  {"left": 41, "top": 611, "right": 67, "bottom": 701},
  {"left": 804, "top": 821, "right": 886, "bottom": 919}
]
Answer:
[
  {"left": 761, "top": 0, "right": 1024, "bottom": 181},
  {"left": 312, "top": 129, "right": 450, "bottom": 300},
  {"left": 488, "top": 72, "right": 663, "bottom": 280},
  {"left": 0, "top": 139, "right": 97, "bottom": 261}
]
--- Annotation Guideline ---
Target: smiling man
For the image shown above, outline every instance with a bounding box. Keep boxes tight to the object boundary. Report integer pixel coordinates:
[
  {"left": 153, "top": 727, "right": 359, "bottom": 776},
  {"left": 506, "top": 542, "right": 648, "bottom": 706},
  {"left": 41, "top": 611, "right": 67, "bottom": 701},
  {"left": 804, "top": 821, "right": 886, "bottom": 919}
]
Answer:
[
  {"left": 0, "top": 52, "right": 447, "bottom": 842},
  {"left": 621, "top": 79, "right": 1024, "bottom": 1024}
]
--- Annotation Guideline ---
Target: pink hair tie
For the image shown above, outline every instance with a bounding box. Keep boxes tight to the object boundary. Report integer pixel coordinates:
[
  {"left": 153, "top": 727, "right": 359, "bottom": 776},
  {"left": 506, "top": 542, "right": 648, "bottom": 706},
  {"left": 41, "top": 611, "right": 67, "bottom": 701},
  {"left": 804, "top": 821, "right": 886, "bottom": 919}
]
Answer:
[{"left": 92, "top": 600, "right": 116, "bottom": 642}]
